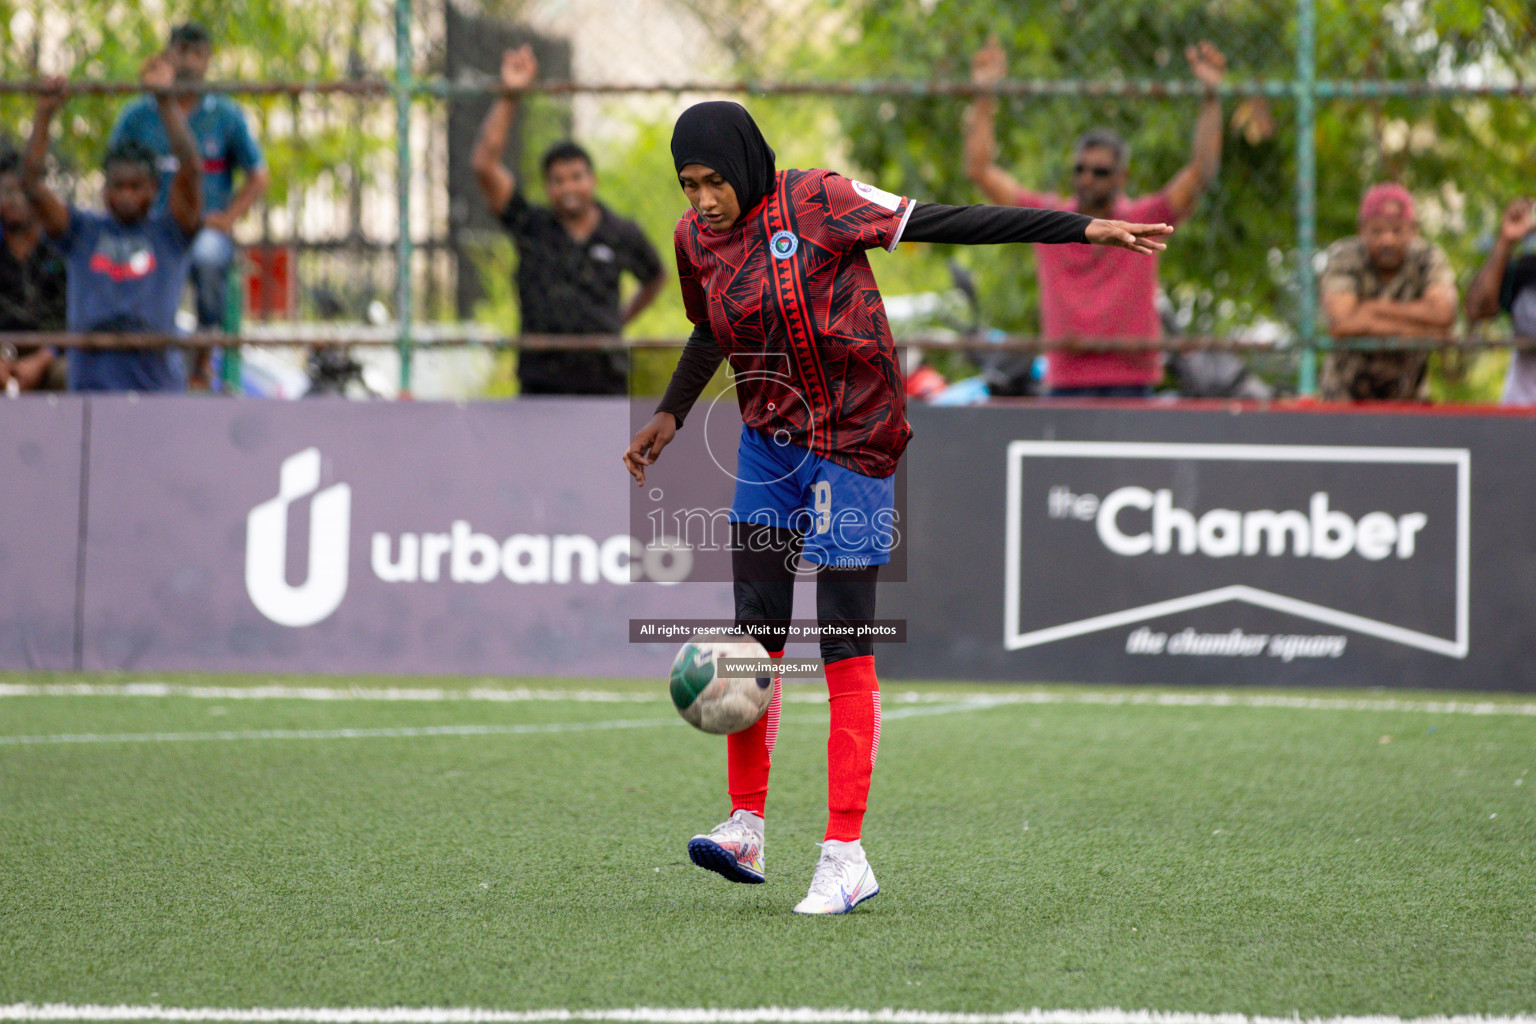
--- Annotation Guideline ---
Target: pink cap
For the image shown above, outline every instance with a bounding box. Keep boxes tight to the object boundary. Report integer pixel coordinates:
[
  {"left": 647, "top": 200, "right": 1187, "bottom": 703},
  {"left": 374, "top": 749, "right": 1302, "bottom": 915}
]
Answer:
[{"left": 1359, "top": 183, "right": 1416, "bottom": 225}]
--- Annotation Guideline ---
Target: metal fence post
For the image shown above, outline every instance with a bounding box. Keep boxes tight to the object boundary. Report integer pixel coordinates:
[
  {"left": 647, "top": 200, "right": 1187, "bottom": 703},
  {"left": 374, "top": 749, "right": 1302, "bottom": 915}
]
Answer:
[
  {"left": 395, "top": 0, "right": 415, "bottom": 396},
  {"left": 1295, "top": 0, "right": 1319, "bottom": 395}
]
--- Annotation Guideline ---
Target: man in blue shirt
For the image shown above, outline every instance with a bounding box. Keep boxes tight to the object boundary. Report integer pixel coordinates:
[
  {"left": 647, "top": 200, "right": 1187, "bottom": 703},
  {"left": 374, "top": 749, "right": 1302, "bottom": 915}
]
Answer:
[
  {"left": 110, "top": 23, "right": 268, "bottom": 385},
  {"left": 24, "top": 55, "right": 204, "bottom": 392}
]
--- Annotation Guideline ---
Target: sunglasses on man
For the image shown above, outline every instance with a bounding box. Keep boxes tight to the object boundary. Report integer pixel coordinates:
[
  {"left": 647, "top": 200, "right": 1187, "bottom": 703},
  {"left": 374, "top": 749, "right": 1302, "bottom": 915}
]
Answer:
[{"left": 1073, "top": 163, "right": 1116, "bottom": 178}]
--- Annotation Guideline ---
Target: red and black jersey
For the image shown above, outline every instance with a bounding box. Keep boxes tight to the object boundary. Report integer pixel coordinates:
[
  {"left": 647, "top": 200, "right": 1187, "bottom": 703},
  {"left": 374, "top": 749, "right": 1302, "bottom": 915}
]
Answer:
[{"left": 674, "top": 169, "right": 915, "bottom": 479}]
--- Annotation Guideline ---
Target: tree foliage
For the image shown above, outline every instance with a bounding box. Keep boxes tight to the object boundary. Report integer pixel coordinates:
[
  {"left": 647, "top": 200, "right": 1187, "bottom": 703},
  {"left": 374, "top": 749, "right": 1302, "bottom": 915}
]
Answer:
[
  {"left": 0, "top": 0, "right": 393, "bottom": 208},
  {"left": 809, "top": 0, "right": 1536, "bottom": 344}
]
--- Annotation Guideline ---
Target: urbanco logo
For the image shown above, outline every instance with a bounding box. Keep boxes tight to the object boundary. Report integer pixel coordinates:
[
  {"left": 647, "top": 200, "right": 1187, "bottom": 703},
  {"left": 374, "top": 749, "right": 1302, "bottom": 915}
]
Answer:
[
  {"left": 246, "top": 447, "right": 684, "bottom": 628},
  {"left": 246, "top": 448, "right": 352, "bottom": 628}
]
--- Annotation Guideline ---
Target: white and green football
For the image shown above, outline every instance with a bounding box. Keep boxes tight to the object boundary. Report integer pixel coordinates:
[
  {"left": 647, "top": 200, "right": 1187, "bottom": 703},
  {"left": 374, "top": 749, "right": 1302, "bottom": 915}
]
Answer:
[{"left": 669, "top": 633, "right": 773, "bottom": 734}]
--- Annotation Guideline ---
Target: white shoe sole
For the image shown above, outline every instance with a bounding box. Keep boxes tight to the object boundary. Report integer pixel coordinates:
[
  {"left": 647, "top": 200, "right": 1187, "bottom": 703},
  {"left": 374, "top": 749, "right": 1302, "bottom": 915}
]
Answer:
[
  {"left": 687, "top": 836, "right": 765, "bottom": 884},
  {"left": 792, "top": 885, "right": 879, "bottom": 915}
]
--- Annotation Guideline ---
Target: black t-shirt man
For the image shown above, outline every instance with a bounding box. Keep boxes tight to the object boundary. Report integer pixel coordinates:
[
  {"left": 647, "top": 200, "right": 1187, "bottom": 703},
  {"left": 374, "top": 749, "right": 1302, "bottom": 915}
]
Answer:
[
  {"left": 499, "top": 189, "right": 662, "bottom": 394},
  {"left": 471, "top": 46, "right": 665, "bottom": 396}
]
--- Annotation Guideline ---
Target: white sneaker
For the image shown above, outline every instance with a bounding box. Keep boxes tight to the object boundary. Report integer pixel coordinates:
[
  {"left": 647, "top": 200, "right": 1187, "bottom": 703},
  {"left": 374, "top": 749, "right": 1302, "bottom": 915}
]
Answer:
[
  {"left": 687, "top": 809, "right": 765, "bottom": 884},
  {"left": 792, "top": 839, "right": 879, "bottom": 914}
]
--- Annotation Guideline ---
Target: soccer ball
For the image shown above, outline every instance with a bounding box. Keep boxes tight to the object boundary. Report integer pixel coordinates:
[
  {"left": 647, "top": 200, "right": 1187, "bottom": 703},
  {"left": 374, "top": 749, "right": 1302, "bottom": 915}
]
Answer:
[{"left": 669, "top": 633, "right": 773, "bottom": 734}]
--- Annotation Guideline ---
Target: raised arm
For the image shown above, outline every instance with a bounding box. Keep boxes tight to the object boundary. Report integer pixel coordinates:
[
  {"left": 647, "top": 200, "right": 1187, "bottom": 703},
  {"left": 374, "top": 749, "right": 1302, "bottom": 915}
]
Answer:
[
  {"left": 471, "top": 46, "right": 536, "bottom": 217},
  {"left": 1466, "top": 199, "right": 1532, "bottom": 323},
  {"left": 1161, "top": 42, "right": 1226, "bottom": 220},
  {"left": 963, "top": 38, "right": 1028, "bottom": 208},
  {"left": 144, "top": 54, "right": 204, "bottom": 236},
  {"left": 22, "top": 77, "right": 70, "bottom": 237}
]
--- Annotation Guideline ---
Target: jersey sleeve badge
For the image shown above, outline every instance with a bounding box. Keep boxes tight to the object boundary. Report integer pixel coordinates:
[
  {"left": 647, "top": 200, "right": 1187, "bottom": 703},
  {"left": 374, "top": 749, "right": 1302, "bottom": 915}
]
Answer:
[{"left": 849, "top": 180, "right": 902, "bottom": 213}]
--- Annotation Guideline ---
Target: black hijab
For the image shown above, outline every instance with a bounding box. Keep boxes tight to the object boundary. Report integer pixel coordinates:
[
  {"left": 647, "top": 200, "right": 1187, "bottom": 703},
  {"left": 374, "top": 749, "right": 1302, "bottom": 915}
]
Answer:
[{"left": 670, "top": 101, "right": 777, "bottom": 214}]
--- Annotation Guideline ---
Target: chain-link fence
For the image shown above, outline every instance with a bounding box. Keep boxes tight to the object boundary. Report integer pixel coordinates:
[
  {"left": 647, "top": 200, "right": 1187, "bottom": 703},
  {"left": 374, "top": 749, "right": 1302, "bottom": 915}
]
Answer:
[{"left": 2, "top": 0, "right": 1532, "bottom": 398}]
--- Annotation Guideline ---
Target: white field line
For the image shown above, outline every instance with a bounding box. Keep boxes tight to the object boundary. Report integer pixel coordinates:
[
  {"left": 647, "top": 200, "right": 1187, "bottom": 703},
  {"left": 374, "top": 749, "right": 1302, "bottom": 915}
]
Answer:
[
  {"left": 880, "top": 699, "right": 1014, "bottom": 721},
  {"left": 0, "top": 683, "right": 658, "bottom": 703},
  {"left": 0, "top": 718, "right": 676, "bottom": 747},
  {"left": 0, "top": 706, "right": 1001, "bottom": 747},
  {"left": 875, "top": 690, "right": 1536, "bottom": 718},
  {"left": 3, "top": 682, "right": 1535, "bottom": 719},
  {"left": 2, "top": 1006, "right": 1534, "bottom": 1024}
]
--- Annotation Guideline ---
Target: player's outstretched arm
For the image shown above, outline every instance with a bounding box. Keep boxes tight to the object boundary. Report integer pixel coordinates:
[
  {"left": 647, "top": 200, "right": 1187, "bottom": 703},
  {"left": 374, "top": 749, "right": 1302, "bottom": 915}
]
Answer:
[
  {"left": 1085, "top": 219, "right": 1175, "bottom": 255},
  {"left": 901, "top": 202, "right": 1171, "bottom": 254}
]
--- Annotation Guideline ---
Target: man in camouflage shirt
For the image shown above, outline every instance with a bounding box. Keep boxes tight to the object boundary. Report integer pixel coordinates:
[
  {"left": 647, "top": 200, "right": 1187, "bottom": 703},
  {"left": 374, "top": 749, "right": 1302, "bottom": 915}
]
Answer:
[{"left": 1319, "top": 183, "right": 1457, "bottom": 401}]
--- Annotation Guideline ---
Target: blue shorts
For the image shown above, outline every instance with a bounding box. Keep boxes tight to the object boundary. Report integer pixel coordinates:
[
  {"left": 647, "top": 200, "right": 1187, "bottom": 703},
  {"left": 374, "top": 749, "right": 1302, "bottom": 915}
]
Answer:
[{"left": 729, "top": 424, "right": 897, "bottom": 568}]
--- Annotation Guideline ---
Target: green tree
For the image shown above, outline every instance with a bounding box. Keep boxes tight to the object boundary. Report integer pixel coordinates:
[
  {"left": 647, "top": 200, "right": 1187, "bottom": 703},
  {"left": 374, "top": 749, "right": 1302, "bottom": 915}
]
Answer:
[
  {"left": 0, "top": 0, "right": 391, "bottom": 215},
  {"left": 809, "top": 0, "right": 1535, "bottom": 375}
]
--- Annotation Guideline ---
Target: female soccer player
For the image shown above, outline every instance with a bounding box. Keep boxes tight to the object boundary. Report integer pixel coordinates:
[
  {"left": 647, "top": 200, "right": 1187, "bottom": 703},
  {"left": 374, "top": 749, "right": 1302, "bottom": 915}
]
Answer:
[{"left": 623, "top": 101, "right": 1171, "bottom": 914}]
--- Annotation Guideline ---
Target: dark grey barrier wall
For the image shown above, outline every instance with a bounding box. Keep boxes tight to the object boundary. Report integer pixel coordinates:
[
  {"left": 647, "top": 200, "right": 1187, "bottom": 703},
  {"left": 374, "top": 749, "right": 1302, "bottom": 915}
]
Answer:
[
  {"left": 0, "top": 396, "right": 85, "bottom": 671},
  {"left": 2, "top": 396, "right": 1533, "bottom": 689},
  {"left": 881, "top": 403, "right": 1536, "bottom": 691}
]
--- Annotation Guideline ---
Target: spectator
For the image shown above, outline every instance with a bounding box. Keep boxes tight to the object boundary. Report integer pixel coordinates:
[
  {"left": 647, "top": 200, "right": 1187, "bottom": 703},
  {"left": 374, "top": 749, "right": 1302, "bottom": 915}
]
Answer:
[
  {"left": 471, "top": 45, "right": 664, "bottom": 395},
  {"left": 965, "top": 37, "right": 1226, "bottom": 396},
  {"left": 24, "top": 57, "right": 203, "bottom": 392},
  {"left": 1465, "top": 198, "right": 1536, "bottom": 406},
  {"left": 0, "top": 149, "right": 67, "bottom": 391},
  {"left": 1319, "top": 184, "right": 1457, "bottom": 402},
  {"left": 109, "top": 22, "right": 269, "bottom": 387}
]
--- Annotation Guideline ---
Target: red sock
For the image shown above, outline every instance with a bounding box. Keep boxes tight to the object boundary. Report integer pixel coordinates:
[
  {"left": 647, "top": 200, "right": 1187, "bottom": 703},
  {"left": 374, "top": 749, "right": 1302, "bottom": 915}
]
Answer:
[
  {"left": 825, "top": 655, "right": 880, "bottom": 841},
  {"left": 727, "top": 650, "right": 783, "bottom": 817}
]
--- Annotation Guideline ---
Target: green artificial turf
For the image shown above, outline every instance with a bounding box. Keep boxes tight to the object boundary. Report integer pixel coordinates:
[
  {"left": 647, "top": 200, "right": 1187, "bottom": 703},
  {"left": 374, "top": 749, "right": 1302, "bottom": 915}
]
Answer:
[{"left": 0, "top": 675, "right": 1532, "bottom": 1018}]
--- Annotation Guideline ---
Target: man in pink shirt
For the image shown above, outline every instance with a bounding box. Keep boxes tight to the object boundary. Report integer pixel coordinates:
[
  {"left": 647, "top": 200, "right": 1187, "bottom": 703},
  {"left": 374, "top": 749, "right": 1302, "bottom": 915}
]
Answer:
[{"left": 965, "top": 38, "right": 1227, "bottom": 395}]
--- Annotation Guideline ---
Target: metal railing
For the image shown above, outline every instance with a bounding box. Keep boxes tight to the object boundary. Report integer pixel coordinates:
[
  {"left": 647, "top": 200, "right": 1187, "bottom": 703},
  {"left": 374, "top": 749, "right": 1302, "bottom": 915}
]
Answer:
[
  {"left": 8, "top": 331, "right": 1531, "bottom": 354},
  {"left": 3, "top": 0, "right": 1531, "bottom": 397}
]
